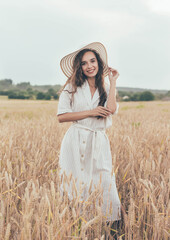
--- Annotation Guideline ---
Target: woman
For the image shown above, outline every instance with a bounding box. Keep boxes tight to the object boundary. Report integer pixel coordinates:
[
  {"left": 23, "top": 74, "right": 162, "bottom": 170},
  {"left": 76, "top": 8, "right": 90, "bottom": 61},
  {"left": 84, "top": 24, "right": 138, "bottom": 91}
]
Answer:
[{"left": 57, "top": 42, "right": 121, "bottom": 222}]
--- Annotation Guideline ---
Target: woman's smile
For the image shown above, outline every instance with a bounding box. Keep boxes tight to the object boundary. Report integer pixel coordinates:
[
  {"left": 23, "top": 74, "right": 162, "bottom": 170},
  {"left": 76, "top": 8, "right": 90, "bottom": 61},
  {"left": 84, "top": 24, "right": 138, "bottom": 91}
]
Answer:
[
  {"left": 87, "top": 69, "right": 95, "bottom": 73},
  {"left": 81, "top": 51, "right": 99, "bottom": 78}
]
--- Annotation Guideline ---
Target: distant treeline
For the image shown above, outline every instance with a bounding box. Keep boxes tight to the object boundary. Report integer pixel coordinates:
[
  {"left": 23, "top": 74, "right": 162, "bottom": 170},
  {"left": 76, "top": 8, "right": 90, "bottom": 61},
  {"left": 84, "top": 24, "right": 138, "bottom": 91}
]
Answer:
[
  {"left": 0, "top": 79, "right": 60, "bottom": 100},
  {"left": 0, "top": 79, "right": 169, "bottom": 101},
  {"left": 117, "top": 90, "right": 170, "bottom": 101},
  {"left": 0, "top": 89, "right": 59, "bottom": 100}
]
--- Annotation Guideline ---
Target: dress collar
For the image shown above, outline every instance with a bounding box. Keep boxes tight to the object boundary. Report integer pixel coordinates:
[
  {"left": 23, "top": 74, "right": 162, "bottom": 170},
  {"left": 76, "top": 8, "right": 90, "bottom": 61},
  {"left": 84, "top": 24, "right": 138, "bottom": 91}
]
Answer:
[{"left": 81, "top": 80, "right": 100, "bottom": 107}]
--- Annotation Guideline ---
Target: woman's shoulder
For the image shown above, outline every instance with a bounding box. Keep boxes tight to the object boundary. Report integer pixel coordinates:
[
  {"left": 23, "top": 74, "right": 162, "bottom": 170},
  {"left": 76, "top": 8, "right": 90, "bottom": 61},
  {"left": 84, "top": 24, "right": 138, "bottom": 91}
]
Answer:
[{"left": 63, "top": 82, "right": 74, "bottom": 92}]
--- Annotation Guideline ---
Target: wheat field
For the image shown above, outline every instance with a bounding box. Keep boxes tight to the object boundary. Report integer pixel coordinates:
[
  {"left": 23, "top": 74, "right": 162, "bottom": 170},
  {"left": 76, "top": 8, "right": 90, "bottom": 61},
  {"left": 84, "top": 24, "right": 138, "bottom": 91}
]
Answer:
[{"left": 0, "top": 99, "right": 169, "bottom": 240}]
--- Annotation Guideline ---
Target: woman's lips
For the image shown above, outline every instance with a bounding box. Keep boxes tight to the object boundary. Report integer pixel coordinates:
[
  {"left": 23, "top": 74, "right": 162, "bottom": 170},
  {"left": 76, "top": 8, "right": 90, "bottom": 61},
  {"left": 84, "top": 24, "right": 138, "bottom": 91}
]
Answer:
[{"left": 87, "top": 69, "right": 95, "bottom": 73}]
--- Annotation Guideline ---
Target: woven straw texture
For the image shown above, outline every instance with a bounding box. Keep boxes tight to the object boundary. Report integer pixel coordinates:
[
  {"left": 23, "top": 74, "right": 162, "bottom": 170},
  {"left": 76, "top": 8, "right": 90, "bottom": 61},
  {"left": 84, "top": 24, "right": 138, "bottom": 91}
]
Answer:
[{"left": 60, "top": 42, "right": 109, "bottom": 78}]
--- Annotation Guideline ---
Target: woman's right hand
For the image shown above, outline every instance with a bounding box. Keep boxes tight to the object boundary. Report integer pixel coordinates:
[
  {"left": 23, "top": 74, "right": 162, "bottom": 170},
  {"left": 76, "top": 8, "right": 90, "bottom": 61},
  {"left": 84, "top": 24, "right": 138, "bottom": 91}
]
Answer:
[{"left": 89, "top": 106, "right": 112, "bottom": 118}]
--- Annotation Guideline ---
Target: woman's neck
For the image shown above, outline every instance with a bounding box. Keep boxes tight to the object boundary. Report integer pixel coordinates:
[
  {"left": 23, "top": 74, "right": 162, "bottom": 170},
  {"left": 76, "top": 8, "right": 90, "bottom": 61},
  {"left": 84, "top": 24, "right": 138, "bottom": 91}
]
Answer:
[{"left": 87, "top": 77, "right": 95, "bottom": 88}]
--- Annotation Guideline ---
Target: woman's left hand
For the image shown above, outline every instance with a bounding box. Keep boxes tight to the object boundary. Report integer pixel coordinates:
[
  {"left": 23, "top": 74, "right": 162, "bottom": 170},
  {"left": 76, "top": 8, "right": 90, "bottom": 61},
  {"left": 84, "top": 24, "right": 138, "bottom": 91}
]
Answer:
[{"left": 108, "top": 67, "right": 119, "bottom": 85}]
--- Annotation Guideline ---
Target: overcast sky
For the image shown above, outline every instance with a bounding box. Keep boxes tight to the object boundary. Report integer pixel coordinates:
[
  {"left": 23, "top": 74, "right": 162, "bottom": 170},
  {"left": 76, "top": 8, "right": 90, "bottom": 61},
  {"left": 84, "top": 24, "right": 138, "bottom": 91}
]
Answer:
[{"left": 0, "top": 0, "right": 170, "bottom": 90}]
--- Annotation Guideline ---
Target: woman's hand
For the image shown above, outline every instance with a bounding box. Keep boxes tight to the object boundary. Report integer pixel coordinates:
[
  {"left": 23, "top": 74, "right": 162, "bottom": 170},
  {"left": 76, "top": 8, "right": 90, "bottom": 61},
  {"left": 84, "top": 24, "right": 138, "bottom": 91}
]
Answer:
[
  {"left": 108, "top": 67, "right": 119, "bottom": 86},
  {"left": 89, "top": 106, "right": 112, "bottom": 118},
  {"left": 58, "top": 107, "right": 112, "bottom": 123}
]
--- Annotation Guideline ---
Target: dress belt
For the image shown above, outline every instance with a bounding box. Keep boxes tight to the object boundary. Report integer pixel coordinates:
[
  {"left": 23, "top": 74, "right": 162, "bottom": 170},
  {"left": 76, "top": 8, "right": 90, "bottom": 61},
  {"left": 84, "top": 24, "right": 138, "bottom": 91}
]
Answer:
[
  {"left": 70, "top": 122, "right": 108, "bottom": 181},
  {"left": 71, "top": 122, "right": 106, "bottom": 133}
]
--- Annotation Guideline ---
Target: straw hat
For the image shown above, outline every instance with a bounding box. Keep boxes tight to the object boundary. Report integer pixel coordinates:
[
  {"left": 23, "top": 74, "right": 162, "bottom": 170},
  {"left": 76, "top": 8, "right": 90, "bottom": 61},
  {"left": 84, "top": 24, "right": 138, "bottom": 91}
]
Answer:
[{"left": 60, "top": 42, "right": 109, "bottom": 78}]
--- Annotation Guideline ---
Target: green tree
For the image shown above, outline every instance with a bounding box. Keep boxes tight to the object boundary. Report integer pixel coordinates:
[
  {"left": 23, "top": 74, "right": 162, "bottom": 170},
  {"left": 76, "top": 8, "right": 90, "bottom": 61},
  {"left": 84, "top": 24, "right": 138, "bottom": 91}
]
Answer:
[
  {"left": 0, "top": 79, "right": 13, "bottom": 86},
  {"left": 0, "top": 90, "right": 8, "bottom": 95},
  {"left": 0, "top": 79, "right": 13, "bottom": 90},
  {"left": 16, "top": 82, "right": 30, "bottom": 90},
  {"left": 36, "top": 92, "right": 46, "bottom": 100},
  {"left": 47, "top": 88, "right": 56, "bottom": 96},
  {"left": 47, "top": 88, "right": 60, "bottom": 100},
  {"left": 26, "top": 87, "right": 34, "bottom": 98},
  {"left": 8, "top": 92, "right": 17, "bottom": 99},
  {"left": 130, "top": 92, "right": 141, "bottom": 101},
  {"left": 45, "top": 93, "right": 51, "bottom": 100},
  {"left": 8, "top": 90, "right": 29, "bottom": 99},
  {"left": 27, "top": 87, "right": 33, "bottom": 92},
  {"left": 139, "top": 91, "right": 155, "bottom": 101},
  {"left": 165, "top": 91, "right": 170, "bottom": 96},
  {"left": 53, "top": 93, "right": 59, "bottom": 100}
]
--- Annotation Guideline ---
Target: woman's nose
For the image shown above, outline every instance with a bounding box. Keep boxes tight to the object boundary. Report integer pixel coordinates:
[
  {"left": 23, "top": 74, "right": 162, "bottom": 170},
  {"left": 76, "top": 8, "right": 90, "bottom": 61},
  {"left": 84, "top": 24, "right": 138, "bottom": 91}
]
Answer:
[{"left": 87, "top": 62, "right": 92, "bottom": 68}]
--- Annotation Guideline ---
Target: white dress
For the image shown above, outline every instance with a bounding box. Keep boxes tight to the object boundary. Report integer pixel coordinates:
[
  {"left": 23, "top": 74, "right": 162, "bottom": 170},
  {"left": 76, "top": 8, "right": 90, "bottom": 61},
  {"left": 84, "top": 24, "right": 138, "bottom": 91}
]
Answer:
[{"left": 57, "top": 80, "right": 121, "bottom": 221}]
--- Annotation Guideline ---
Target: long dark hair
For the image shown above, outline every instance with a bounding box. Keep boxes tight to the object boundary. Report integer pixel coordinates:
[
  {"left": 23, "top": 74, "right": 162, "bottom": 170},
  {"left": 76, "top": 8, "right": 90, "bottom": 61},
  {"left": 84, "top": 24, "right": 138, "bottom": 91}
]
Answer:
[{"left": 60, "top": 48, "right": 107, "bottom": 107}]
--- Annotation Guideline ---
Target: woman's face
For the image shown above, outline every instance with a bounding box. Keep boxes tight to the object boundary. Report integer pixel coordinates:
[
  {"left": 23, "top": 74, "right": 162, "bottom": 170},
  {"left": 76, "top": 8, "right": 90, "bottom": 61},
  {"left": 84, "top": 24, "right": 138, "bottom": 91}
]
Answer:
[{"left": 81, "top": 51, "right": 99, "bottom": 78}]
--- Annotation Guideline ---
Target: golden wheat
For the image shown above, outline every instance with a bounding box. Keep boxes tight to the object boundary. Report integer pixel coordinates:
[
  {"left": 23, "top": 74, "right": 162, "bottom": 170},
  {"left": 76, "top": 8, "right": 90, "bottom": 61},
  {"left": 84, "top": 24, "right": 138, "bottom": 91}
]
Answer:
[{"left": 0, "top": 99, "right": 169, "bottom": 239}]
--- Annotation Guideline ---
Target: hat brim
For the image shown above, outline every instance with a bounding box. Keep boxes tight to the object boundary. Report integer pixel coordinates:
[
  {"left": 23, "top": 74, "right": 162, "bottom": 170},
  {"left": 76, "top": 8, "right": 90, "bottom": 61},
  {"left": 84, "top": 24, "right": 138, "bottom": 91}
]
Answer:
[{"left": 60, "top": 42, "right": 109, "bottom": 78}]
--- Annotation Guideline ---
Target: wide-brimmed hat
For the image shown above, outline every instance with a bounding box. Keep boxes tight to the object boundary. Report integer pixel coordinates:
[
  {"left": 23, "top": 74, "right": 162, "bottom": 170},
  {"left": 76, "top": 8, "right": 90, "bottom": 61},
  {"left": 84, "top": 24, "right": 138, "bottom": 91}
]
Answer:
[{"left": 60, "top": 42, "right": 109, "bottom": 78}]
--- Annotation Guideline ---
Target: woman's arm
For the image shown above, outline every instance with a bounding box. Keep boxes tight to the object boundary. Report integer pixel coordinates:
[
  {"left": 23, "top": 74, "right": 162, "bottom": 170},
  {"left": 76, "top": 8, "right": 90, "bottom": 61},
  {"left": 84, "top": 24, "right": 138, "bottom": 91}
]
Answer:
[
  {"left": 58, "top": 106, "right": 112, "bottom": 123},
  {"left": 106, "top": 67, "right": 119, "bottom": 114}
]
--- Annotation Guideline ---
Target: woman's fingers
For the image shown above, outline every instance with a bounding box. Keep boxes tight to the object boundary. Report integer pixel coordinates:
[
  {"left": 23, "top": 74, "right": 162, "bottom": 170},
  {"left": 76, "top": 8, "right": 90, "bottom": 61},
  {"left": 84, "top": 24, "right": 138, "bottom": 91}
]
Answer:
[
  {"left": 108, "top": 67, "right": 119, "bottom": 77},
  {"left": 99, "top": 107, "right": 112, "bottom": 113},
  {"left": 91, "top": 106, "right": 112, "bottom": 117},
  {"left": 108, "top": 67, "right": 117, "bottom": 72},
  {"left": 98, "top": 106, "right": 111, "bottom": 111},
  {"left": 96, "top": 107, "right": 112, "bottom": 116},
  {"left": 97, "top": 112, "right": 108, "bottom": 117}
]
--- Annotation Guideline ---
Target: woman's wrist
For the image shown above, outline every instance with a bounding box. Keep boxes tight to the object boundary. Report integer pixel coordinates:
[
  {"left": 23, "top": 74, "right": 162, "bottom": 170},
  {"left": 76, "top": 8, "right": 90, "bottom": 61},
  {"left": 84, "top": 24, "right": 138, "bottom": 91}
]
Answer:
[
  {"left": 87, "top": 109, "right": 93, "bottom": 117},
  {"left": 80, "top": 110, "right": 93, "bottom": 118},
  {"left": 110, "top": 81, "right": 116, "bottom": 88}
]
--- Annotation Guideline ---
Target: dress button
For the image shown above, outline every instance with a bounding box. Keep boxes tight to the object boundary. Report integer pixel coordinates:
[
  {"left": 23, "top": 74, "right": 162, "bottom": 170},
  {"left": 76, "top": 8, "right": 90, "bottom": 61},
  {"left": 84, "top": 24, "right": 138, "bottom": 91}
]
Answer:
[
  {"left": 81, "top": 154, "right": 84, "bottom": 158},
  {"left": 81, "top": 168, "right": 84, "bottom": 171},
  {"left": 83, "top": 141, "right": 85, "bottom": 144}
]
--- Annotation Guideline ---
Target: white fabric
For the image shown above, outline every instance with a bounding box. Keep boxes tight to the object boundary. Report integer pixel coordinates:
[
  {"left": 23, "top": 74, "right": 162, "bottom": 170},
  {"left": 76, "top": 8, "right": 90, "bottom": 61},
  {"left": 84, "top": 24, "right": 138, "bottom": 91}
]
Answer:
[{"left": 57, "top": 80, "right": 121, "bottom": 221}]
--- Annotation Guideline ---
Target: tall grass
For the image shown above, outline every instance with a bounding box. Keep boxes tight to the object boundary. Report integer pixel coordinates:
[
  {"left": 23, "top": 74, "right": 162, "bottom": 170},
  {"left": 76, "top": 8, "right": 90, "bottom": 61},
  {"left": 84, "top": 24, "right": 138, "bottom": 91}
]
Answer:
[{"left": 0, "top": 100, "right": 169, "bottom": 239}]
